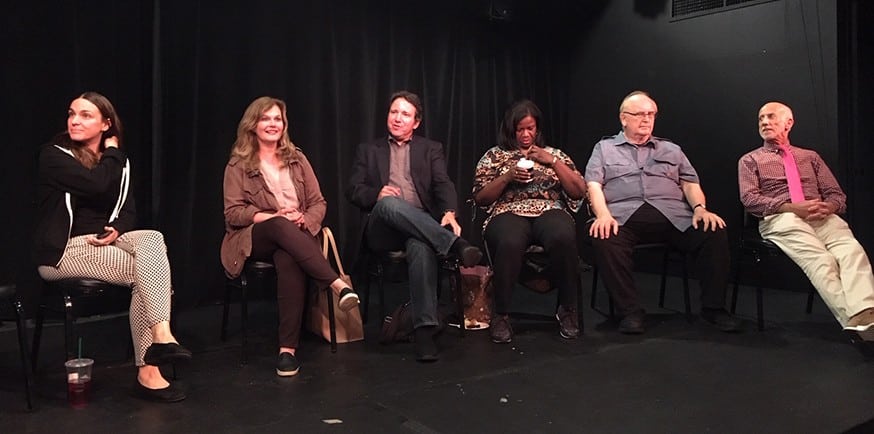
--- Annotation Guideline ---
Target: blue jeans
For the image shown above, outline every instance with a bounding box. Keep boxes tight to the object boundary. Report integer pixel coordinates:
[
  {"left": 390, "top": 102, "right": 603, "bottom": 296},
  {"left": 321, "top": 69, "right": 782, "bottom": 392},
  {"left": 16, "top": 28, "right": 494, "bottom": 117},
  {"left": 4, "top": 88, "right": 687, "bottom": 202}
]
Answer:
[{"left": 366, "top": 196, "right": 457, "bottom": 328}]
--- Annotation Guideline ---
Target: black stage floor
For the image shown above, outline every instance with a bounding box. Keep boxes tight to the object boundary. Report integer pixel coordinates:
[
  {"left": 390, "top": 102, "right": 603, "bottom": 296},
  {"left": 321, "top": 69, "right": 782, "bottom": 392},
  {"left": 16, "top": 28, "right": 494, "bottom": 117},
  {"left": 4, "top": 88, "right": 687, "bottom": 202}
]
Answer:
[{"left": 2, "top": 273, "right": 873, "bottom": 433}]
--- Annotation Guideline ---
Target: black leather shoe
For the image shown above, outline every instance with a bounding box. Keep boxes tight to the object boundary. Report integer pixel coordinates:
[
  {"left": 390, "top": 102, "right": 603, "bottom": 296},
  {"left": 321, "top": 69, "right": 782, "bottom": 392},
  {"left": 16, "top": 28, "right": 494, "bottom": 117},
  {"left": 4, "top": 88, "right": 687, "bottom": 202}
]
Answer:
[
  {"left": 618, "top": 311, "right": 645, "bottom": 334},
  {"left": 700, "top": 308, "right": 743, "bottom": 333},
  {"left": 414, "top": 326, "right": 439, "bottom": 362},
  {"left": 143, "top": 343, "right": 193, "bottom": 366},
  {"left": 450, "top": 238, "right": 483, "bottom": 267},
  {"left": 133, "top": 381, "right": 187, "bottom": 403}
]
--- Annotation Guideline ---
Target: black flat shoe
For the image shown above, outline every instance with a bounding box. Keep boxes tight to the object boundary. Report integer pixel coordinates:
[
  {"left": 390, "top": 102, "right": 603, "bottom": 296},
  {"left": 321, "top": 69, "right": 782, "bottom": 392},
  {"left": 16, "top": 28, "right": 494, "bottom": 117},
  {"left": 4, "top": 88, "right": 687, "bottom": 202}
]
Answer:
[
  {"left": 133, "top": 381, "right": 187, "bottom": 403},
  {"left": 143, "top": 343, "right": 193, "bottom": 366}
]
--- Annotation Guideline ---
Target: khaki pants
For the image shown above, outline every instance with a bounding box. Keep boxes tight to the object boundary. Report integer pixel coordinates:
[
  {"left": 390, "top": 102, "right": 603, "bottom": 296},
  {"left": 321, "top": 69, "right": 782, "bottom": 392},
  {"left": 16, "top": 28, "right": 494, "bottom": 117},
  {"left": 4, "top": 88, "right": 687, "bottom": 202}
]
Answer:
[{"left": 759, "top": 213, "right": 874, "bottom": 327}]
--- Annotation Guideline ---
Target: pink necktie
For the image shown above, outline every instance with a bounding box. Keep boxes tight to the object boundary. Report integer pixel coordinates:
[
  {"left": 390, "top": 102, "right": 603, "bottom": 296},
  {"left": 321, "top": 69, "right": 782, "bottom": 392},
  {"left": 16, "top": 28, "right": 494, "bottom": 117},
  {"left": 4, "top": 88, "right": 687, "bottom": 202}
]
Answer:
[{"left": 779, "top": 144, "right": 805, "bottom": 203}]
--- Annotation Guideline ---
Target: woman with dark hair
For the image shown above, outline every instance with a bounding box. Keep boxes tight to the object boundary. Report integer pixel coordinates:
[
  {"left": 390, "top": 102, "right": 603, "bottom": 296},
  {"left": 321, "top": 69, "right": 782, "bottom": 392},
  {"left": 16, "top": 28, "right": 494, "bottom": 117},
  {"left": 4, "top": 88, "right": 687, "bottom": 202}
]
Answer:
[
  {"left": 221, "top": 96, "right": 359, "bottom": 377},
  {"left": 472, "top": 99, "right": 587, "bottom": 344},
  {"left": 34, "top": 92, "right": 191, "bottom": 402}
]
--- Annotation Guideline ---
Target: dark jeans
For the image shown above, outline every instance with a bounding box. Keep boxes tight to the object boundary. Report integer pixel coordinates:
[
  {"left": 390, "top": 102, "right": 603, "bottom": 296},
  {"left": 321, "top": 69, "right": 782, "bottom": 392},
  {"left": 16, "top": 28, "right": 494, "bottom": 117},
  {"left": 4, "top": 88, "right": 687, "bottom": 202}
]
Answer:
[
  {"left": 366, "top": 196, "right": 457, "bottom": 328},
  {"left": 589, "top": 203, "right": 730, "bottom": 316},
  {"left": 484, "top": 209, "right": 579, "bottom": 314},
  {"left": 251, "top": 217, "right": 339, "bottom": 348}
]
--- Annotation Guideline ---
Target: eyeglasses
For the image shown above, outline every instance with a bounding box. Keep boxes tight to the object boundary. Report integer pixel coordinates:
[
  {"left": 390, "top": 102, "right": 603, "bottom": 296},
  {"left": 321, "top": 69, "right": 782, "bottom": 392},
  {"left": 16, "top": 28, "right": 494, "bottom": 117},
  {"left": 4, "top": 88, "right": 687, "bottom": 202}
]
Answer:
[{"left": 622, "top": 111, "right": 658, "bottom": 119}]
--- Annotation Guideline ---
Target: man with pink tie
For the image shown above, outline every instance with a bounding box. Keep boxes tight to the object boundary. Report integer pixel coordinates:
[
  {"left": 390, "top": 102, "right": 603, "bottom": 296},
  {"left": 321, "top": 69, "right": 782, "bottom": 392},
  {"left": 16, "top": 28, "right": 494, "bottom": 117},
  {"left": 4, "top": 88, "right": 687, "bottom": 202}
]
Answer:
[{"left": 738, "top": 101, "right": 874, "bottom": 333}]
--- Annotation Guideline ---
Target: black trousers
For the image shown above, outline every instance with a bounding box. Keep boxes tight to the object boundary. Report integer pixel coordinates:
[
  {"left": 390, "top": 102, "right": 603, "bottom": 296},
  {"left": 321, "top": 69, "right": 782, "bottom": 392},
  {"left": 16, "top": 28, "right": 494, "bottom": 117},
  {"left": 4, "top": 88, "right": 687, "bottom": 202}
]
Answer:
[
  {"left": 588, "top": 203, "right": 729, "bottom": 317},
  {"left": 484, "top": 209, "right": 579, "bottom": 314},
  {"left": 251, "top": 218, "right": 339, "bottom": 348}
]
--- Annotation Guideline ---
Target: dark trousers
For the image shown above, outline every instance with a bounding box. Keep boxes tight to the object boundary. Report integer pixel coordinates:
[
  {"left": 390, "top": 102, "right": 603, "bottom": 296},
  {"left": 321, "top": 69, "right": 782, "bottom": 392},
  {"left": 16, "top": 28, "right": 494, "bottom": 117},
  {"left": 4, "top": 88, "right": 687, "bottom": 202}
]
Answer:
[
  {"left": 589, "top": 203, "right": 729, "bottom": 316},
  {"left": 251, "top": 218, "right": 339, "bottom": 348},
  {"left": 484, "top": 209, "right": 579, "bottom": 314},
  {"left": 365, "top": 196, "right": 457, "bottom": 328}
]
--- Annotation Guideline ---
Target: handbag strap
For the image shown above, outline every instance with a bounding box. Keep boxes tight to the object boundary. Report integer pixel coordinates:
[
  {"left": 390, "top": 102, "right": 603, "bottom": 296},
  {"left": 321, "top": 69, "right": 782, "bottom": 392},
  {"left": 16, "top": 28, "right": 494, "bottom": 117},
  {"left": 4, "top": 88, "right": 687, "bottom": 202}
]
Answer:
[{"left": 320, "top": 226, "right": 346, "bottom": 276}]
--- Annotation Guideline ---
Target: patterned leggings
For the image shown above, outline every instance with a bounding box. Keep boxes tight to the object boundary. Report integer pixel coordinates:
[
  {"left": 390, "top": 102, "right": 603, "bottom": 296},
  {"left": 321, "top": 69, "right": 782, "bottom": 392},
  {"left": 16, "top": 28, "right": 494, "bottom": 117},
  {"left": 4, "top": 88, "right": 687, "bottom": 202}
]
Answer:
[{"left": 38, "top": 230, "right": 173, "bottom": 366}]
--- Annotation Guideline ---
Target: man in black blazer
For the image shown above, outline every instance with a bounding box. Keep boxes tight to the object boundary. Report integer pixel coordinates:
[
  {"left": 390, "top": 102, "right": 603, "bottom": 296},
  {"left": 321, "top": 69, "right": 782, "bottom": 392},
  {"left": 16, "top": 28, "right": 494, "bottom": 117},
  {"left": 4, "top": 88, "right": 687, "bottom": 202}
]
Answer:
[{"left": 346, "top": 90, "right": 481, "bottom": 362}]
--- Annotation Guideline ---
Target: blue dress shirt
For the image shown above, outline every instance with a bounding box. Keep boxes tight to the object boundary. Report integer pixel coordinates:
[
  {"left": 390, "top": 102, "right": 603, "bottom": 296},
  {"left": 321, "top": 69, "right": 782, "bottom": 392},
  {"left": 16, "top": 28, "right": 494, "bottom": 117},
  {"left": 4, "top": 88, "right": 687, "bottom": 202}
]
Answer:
[{"left": 585, "top": 131, "right": 699, "bottom": 231}]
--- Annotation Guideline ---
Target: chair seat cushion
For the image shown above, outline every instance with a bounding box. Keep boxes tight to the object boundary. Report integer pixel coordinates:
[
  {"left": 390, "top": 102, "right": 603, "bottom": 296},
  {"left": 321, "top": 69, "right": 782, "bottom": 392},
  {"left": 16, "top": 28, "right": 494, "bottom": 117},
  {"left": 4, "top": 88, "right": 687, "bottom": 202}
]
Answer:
[
  {"left": 47, "top": 278, "right": 129, "bottom": 297},
  {"left": 741, "top": 236, "right": 782, "bottom": 253},
  {"left": 0, "top": 283, "right": 17, "bottom": 299},
  {"left": 245, "top": 260, "right": 276, "bottom": 271}
]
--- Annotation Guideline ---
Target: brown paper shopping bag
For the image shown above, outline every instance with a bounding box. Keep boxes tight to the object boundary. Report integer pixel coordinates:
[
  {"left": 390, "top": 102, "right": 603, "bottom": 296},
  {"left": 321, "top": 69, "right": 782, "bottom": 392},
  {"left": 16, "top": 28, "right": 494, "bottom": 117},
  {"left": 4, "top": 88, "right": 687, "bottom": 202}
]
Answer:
[{"left": 307, "top": 227, "right": 364, "bottom": 343}]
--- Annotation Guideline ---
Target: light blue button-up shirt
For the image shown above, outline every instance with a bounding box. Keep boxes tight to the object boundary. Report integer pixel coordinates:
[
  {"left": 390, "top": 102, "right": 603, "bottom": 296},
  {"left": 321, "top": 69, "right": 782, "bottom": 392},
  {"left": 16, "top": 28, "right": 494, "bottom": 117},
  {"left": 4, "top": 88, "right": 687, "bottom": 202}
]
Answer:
[{"left": 585, "top": 131, "right": 699, "bottom": 231}]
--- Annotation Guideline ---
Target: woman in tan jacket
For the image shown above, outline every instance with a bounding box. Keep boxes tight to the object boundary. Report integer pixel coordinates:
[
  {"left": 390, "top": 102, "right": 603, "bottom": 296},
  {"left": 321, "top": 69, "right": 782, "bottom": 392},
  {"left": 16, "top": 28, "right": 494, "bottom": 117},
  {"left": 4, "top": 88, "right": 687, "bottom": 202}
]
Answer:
[{"left": 221, "top": 96, "right": 358, "bottom": 377}]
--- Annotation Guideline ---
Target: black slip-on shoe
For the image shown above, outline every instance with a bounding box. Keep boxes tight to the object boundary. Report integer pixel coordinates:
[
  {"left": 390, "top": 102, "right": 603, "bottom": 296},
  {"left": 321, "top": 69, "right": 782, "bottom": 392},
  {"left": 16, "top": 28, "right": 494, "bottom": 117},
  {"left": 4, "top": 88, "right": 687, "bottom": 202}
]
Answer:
[
  {"left": 276, "top": 352, "right": 301, "bottom": 377},
  {"left": 143, "top": 343, "right": 193, "bottom": 366},
  {"left": 133, "top": 381, "right": 187, "bottom": 403},
  {"left": 338, "top": 288, "right": 360, "bottom": 312}
]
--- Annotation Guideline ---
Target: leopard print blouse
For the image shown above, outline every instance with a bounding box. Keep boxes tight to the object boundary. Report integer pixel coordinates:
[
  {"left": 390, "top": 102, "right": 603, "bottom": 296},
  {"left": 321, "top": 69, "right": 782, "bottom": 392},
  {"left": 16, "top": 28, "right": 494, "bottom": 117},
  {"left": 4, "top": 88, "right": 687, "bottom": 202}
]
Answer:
[{"left": 472, "top": 145, "right": 583, "bottom": 229}]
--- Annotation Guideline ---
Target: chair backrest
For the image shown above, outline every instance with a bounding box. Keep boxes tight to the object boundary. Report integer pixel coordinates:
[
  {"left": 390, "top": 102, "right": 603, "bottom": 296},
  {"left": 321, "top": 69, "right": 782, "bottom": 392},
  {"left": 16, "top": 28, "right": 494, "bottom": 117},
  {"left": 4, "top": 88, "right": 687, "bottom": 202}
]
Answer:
[
  {"left": 740, "top": 209, "right": 765, "bottom": 241},
  {"left": 470, "top": 198, "right": 554, "bottom": 294}
]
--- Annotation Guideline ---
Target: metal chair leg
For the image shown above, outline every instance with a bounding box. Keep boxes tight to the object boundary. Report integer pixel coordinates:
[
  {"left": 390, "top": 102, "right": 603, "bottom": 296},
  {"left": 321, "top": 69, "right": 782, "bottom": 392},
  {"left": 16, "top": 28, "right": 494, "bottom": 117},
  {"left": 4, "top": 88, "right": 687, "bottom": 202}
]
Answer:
[
  {"left": 756, "top": 285, "right": 765, "bottom": 331},
  {"left": 577, "top": 264, "right": 585, "bottom": 332},
  {"left": 452, "top": 262, "right": 465, "bottom": 338},
  {"left": 377, "top": 263, "right": 386, "bottom": 320},
  {"left": 221, "top": 279, "right": 232, "bottom": 341},
  {"left": 589, "top": 267, "right": 599, "bottom": 309},
  {"left": 681, "top": 260, "right": 692, "bottom": 322},
  {"left": 31, "top": 304, "right": 45, "bottom": 371},
  {"left": 658, "top": 249, "right": 670, "bottom": 308},
  {"left": 731, "top": 253, "right": 742, "bottom": 314},
  {"left": 359, "top": 267, "right": 372, "bottom": 324},
  {"left": 63, "top": 294, "right": 74, "bottom": 361},
  {"left": 327, "top": 288, "right": 337, "bottom": 353},
  {"left": 240, "top": 272, "right": 249, "bottom": 366},
  {"left": 14, "top": 299, "right": 34, "bottom": 410}
]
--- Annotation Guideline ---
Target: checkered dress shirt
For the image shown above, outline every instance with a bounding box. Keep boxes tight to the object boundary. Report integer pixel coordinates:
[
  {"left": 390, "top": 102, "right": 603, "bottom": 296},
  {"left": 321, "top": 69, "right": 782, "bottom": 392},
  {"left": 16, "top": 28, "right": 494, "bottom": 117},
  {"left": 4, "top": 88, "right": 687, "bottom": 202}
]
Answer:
[{"left": 738, "top": 142, "right": 846, "bottom": 217}]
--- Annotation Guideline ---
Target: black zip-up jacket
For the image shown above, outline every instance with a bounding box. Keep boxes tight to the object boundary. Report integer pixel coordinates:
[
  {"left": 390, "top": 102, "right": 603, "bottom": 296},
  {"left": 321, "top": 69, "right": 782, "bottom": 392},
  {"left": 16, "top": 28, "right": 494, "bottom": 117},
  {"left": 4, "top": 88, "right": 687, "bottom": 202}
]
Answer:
[{"left": 33, "top": 143, "right": 136, "bottom": 266}]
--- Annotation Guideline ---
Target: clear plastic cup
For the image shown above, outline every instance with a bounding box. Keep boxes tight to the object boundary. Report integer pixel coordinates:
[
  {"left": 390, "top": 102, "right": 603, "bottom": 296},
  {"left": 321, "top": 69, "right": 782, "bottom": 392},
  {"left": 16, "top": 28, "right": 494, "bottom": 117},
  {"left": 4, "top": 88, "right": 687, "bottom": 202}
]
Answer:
[{"left": 64, "top": 358, "right": 94, "bottom": 408}]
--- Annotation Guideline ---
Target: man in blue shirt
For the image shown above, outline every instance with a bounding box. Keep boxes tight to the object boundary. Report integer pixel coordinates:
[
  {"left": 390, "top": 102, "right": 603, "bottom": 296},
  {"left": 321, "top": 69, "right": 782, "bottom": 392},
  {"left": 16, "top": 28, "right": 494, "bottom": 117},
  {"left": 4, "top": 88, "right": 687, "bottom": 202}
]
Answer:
[{"left": 585, "top": 91, "right": 740, "bottom": 334}]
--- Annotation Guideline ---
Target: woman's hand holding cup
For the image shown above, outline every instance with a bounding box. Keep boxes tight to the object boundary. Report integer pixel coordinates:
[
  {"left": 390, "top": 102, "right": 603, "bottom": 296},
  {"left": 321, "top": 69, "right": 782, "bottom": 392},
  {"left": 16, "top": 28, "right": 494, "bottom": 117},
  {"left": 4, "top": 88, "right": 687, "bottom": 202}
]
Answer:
[{"left": 514, "top": 158, "right": 535, "bottom": 183}]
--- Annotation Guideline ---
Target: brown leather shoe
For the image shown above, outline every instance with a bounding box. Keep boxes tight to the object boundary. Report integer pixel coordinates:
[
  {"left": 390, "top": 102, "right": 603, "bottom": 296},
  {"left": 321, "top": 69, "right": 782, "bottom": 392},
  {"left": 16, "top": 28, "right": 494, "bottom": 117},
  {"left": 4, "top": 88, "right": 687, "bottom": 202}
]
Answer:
[{"left": 845, "top": 307, "right": 874, "bottom": 331}]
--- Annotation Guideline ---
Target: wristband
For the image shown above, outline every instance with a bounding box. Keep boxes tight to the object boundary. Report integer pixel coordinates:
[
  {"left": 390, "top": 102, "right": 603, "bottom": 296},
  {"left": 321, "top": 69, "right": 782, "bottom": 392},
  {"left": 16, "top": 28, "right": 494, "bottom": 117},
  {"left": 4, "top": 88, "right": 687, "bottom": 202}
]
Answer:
[{"left": 693, "top": 203, "right": 706, "bottom": 211}]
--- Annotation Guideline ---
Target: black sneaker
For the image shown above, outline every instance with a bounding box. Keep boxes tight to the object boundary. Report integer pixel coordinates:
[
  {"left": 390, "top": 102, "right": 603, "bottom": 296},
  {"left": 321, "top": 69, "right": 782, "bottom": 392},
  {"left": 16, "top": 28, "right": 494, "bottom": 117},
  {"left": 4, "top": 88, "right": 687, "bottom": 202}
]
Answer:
[
  {"left": 700, "top": 308, "right": 743, "bottom": 333},
  {"left": 276, "top": 352, "right": 301, "bottom": 377},
  {"left": 338, "top": 288, "right": 360, "bottom": 312},
  {"left": 556, "top": 305, "right": 580, "bottom": 339},
  {"left": 490, "top": 314, "right": 513, "bottom": 343}
]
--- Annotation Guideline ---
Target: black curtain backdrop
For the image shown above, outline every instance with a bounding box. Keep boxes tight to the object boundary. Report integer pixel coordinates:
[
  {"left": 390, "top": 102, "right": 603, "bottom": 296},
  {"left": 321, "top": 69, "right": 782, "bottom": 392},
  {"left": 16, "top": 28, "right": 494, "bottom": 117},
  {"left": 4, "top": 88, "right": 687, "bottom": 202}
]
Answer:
[
  {"left": 4, "top": 1, "right": 602, "bottom": 308},
  {"left": 4, "top": 1, "right": 869, "bottom": 312},
  {"left": 4, "top": 1, "right": 154, "bottom": 310}
]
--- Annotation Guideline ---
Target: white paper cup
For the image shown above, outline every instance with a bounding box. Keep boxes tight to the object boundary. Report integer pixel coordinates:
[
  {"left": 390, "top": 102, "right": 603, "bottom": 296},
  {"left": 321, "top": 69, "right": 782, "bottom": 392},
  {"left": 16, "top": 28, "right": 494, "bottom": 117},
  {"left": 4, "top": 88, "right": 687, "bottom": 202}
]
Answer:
[{"left": 516, "top": 158, "right": 534, "bottom": 182}]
